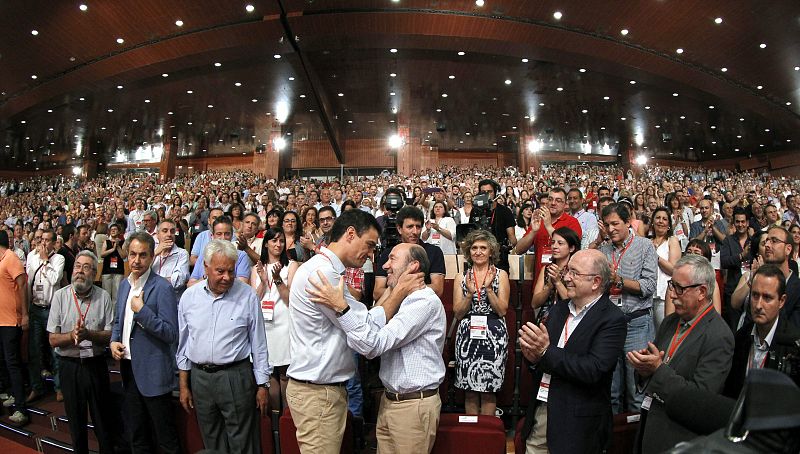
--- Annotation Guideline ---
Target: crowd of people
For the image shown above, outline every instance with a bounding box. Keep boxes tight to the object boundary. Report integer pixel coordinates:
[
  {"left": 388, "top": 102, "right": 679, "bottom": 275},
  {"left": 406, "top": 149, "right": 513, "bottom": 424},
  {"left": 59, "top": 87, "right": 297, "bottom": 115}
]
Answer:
[{"left": 0, "top": 161, "right": 798, "bottom": 453}]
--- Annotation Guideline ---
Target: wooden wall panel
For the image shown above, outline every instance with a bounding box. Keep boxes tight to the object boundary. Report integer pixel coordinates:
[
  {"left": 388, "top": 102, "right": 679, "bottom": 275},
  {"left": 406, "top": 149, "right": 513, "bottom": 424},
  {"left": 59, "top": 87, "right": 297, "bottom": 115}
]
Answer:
[
  {"left": 174, "top": 154, "right": 254, "bottom": 173},
  {"left": 291, "top": 140, "right": 339, "bottom": 168},
  {"left": 770, "top": 150, "right": 800, "bottom": 170},
  {"left": 345, "top": 139, "right": 396, "bottom": 169}
]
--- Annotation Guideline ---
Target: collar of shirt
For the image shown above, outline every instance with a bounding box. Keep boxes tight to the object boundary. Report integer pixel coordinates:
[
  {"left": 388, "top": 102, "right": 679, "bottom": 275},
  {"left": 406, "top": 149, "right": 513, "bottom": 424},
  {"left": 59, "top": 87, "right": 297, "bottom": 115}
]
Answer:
[
  {"left": 319, "top": 246, "right": 346, "bottom": 276},
  {"left": 568, "top": 293, "right": 603, "bottom": 319},
  {"left": 751, "top": 316, "right": 779, "bottom": 351},
  {"left": 614, "top": 228, "right": 635, "bottom": 252},
  {"left": 127, "top": 268, "right": 150, "bottom": 292},
  {"left": 680, "top": 302, "right": 713, "bottom": 333}
]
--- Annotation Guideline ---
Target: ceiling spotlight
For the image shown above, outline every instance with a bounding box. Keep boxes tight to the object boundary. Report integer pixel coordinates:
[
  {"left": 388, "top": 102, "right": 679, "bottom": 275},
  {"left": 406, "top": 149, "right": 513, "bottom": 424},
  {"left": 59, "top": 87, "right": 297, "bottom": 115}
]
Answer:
[
  {"left": 676, "top": 48, "right": 684, "bottom": 54},
  {"left": 714, "top": 17, "right": 723, "bottom": 24},
  {"left": 273, "top": 137, "right": 287, "bottom": 151},
  {"left": 116, "top": 37, "right": 124, "bottom": 44},
  {"left": 521, "top": 58, "right": 529, "bottom": 63},
  {"left": 620, "top": 117, "right": 627, "bottom": 121},
  {"left": 581, "top": 109, "right": 588, "bottom": 114},
  {"left": 553, "top": 11, "right": 563, "bottom": 20},
  {"left": 475, "top": 0, "right": 485, "bottom": 6},
  {"left": 207, "top": 104, "right": 213, "bottom": 108},
  {"left": 629, "top": 80, "right": 636, "bottom": 84},
  {"left": 337, "top": 92, "right": 344, "bottom": 97},
  {"left": 79, "top": 4, "right": 88, "bottom": 11},
  {"left": 388, "top": 134, "right": 404, "bottom": 149},
  {"left": 245, "top": 4, "right": 255, "bottom": 13},
  {"left": 672, "top": 92, "right": 679, "bottom": 97},
  {"left": 251, "top": 98, "right": 258, "bottom": 102},
  {"left": 31, "top": 30, "right": 39, "bottom": 36},
  {"left": 504, "top": 79, "right": 512, "bottom": 85},
  {"left": 635, "top": 155, "right": 648, "bottom": 166},
  {"left": 214, "top": 62, "right": 221, "bottom": 67},
  {"left": 31, "top": 75, "right": 37, "bottom": 79},
  {"left": 273, "top": 54, "right": 281, "bottom": 59},
  {"left": 457, "top": 51, "right": 465, "bottom": 56},
  {"left": 288, "top": 77, "right": 295, "bottom": 81},
  {"left": 390, "top": 73, "right": 397, "bottom": 77},
  {"left": 757, "top": 85, "right": 763, "bottom": 89},
  {"left": 234, "top": 82, "right": 242, "bottom": 86},
  {"left": 441, "top": 93, "right": 448, "bottom": 97},
  {"left": 162, "top": 73, "right": 168, "bottom": 77},
  {"left": 389, "top": 48, "right": 398, "bottom": 53},
  {"left": 603, "top": 96, "right": 610, "bottom": 100},
  {"left": 621, "top": 28, "right": 629, "bottom": 36},
  {"left": 795, "top": 66, "right": 800, "bottom": 71},
  {"left": 721, "top": 67, "right": 727, "bottom": 72},
  {"left": 708, "top": 105, "right": 714, "bottom": 109},
  {"left": 556, "top": 87, "right": 563, "bottom": 91},
  {"left": 175, "top": 20, "right": 184, "bottom": 27},
  {"left": 579, "top": 68, "right": 586, "bottom": 73},
  {"left": 186, "top": 90, "right": 193, "bottom": 94},
  {"left": 117, "top": 85, "right": 123, "bottom": 89},
  {"left": 759, "top": 43, "right": 766, "bottom": 49}
]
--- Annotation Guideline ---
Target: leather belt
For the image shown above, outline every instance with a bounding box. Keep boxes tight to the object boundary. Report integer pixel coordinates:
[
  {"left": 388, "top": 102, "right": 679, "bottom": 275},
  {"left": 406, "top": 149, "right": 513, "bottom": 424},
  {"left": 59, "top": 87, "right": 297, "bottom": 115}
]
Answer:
[
  {"left": 289, "top": 377, "right": 347, "bottom": 387},
  {"left": 384, "top": 389, "right": 438, "bottom": 402},
  {"left": 624, "top": 308, "right": 650, "bottom": 322},
  {"left": 194, "top": 358, "right": 249, "bottom": 373}
]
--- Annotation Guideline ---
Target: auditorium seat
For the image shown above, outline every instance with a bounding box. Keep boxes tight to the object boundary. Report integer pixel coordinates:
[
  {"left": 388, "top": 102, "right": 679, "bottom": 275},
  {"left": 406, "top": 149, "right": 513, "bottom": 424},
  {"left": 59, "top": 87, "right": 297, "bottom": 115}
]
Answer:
[
  {"left": 279, "top": 407, "right": 353, "bottom": 454},
  {"left": 428, "top": 413, "right": 505, "bottom": 454}
]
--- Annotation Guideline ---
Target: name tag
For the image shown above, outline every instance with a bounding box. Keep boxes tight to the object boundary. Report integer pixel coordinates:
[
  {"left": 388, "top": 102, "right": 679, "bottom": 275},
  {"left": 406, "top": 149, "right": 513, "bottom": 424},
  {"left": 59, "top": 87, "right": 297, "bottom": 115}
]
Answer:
[
  {"left": 79, "top": 340, "right": 93, "bottom": 359},
  {"left": 610, "top": 286, "right": 623, "bottom": 308},
  {"left": 110, "top": 257, "right": 119, "bottom": 269},
  {"left": 537, "top": 373, "right": 551, "bottom": 402},
  {"left": 641, "top": 395, "right": 653, "bottom": 411},
  {"left": 261, "top": 300, "right": 275, "bottom": 322},
  {"left": 432, "top": 232, "right": 441, "bottom": 240},
  {"left": 710, "top": 244, "right": 721, "bottom": 270},
  {"left": 469, "top": 315, "right": 488, "bottom": 340}
]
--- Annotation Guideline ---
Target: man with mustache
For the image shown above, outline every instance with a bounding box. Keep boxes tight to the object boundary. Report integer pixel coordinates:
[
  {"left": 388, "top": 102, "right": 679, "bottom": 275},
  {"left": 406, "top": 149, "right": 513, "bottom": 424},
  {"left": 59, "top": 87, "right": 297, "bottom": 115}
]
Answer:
[{"left": 46, "top": 251, "right": 115, "bottom": 453}]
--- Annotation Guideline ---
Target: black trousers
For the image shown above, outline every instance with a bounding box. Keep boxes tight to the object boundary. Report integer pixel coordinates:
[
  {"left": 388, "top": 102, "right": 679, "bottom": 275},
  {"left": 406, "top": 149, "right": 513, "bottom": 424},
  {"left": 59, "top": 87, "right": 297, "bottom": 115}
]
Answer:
[
  {"left": 0, "top": 326, "right": 25, "bottom": 412},
  {"left": 120, "top": 359, "right": 181, "bottom": 454},
  {"left": 58, "top": 355, "right": 114, "bottom": 454}
]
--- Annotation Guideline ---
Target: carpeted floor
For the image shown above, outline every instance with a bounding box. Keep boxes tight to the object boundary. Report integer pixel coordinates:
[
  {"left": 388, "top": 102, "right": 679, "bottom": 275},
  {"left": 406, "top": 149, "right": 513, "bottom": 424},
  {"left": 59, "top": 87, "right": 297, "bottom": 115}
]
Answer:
[{"left": 0, "top": 435, "right": 37, "bottom": 453}]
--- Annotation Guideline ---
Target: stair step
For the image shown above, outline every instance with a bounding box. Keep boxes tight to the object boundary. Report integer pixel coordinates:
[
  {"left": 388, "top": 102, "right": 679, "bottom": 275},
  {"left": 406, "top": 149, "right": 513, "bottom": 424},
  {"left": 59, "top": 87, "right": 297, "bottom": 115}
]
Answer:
[
  {"left": 0, "top": 420, "right": 37, "bottom": 450},
  {"left": 26, "top": 406, "right": 52, "bottom": 428}
]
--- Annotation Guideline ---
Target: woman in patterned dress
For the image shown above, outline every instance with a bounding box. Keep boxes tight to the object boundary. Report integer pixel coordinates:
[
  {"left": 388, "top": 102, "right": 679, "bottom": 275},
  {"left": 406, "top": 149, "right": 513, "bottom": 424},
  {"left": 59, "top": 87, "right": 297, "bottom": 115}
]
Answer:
[{"left": 453, "top": 229, "right": 510, "bottom": 416}]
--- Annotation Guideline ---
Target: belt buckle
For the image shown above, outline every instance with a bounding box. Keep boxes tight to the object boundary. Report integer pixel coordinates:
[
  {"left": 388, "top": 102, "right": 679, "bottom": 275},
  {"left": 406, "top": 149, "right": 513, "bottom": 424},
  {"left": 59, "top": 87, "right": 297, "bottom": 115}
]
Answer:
[{"left": 392, "top": 392, "right": 400, "bottom": 401}]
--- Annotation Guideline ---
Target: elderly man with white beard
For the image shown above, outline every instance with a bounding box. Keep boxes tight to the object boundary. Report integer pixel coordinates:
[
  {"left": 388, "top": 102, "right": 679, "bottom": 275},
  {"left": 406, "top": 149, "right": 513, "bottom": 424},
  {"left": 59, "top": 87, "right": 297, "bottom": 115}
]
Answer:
[{"left": 47, "top": 251, "right": 115, "bottom": 454}]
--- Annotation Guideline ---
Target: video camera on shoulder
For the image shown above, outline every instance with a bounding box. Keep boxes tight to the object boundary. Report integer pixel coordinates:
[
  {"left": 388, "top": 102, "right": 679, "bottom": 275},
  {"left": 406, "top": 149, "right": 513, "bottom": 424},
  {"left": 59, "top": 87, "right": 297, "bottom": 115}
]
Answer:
[{"left": 379, "top": 189, "right": 405, "bottom": 254}]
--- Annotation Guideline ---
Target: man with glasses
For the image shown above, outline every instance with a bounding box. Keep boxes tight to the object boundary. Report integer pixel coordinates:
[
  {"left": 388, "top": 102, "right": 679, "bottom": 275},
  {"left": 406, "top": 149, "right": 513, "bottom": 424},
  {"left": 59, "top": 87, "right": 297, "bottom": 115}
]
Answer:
[
  {"left": 25, "top": 229, "right": 65, "bottom": 403},
  {"left": 141, "top": 211, "right": 158, "bottom": 238},
  {"left": 516, "top": 187, "right": 581, "bottom": 280},
  {"left": 187, "top": 216, "right": 250, "bottom": 287},
  {"left": 628, "top": 254, "right": 733, "bottom": 453},
  {"left": 761, "top": 226, "right": 800, "bottom": 327},
  {"left": 519, "top": 249, "right": 627, "bottom": 454}
]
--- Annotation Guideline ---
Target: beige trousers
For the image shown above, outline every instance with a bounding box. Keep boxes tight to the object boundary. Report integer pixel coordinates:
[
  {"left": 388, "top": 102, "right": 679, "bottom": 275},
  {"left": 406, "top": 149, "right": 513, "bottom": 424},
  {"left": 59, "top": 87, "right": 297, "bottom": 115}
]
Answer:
[
  {"left": 525, "top": 403, "right": 549, "bottom": 454},
  {"left": 376, "top": 392, "right": 441, "bottom": 454},
  {"left": 286, "top": 379, "right": 348, "bottom": 454}
]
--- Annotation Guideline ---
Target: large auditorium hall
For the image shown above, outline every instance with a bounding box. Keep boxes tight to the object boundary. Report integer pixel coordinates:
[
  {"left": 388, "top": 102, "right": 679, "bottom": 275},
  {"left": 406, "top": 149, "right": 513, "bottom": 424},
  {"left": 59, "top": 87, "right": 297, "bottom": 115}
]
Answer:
[{"left": 1, "top": 1, "right": 799, "bottom": 453}]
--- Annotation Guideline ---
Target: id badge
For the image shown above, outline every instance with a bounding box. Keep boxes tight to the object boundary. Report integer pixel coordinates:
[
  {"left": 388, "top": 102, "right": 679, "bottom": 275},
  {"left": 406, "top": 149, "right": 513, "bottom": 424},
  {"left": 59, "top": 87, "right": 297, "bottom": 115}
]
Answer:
[
  {"left": 469, "top": 315, "right": 488, "bottom": 340},
  {"left": 34, "top": 284, "right": 44, "bottom": 300},
  {"left": 432, "top": 232, "right": 441, "bottom": 240},
  {"left": 710, "top": 244, "right": 721, "bottom": 270},
  {"left": 641, "top": 395, "right": 653, "bottom": 411},
  {"left": 261, "top": 300, "right": 275, "bottom": 322},
  {"left": 540, "top": 245, "right": 553, "bottom": 265},
  {"left": 537, "top": 373, "right": 551, "bottom": 402},
  {"left": 609, "top": 287, "right": 623, "bottom": 308},
  {"left": 110, "top": 257, "right": 119, "bottom": 269},
  {"left": 79, "top": 340, "right": 93, "bottom": 359}
]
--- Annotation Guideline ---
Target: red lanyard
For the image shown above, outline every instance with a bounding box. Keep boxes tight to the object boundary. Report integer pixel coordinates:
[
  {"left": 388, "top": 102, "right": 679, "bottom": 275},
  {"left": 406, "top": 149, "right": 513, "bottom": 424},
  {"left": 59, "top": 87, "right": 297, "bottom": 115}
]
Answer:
[
  {"left": 666, "top": 304, "right": 714, "bottom": 362},
  {"left": 747, "top": 345, "right": 769, "bottom": 370},
  {"left": 563, "top": 313, "right": 573, "bottom": 346},
  {"left": 611, "top": 234, "right": 634, "bottom": 272},
  {"left": 158, "top": 251, "right": 176, "bottom": 274},
  {"left": 71, "top": 288, "right": 92, "bottom": 325},
  {"left": 472, "top": 266, "right": 493, "bottom": 302}
]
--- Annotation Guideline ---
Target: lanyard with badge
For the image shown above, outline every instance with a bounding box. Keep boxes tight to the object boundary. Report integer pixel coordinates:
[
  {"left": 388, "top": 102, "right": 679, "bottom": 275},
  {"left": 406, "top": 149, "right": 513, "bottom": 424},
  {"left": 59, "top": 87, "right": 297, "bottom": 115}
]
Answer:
[
  {"left": 537, "top": 314, "right": 574, "bottom": 403},
  {"left": 261, "top": 264, "right": 276, "bottom": 322},
  {"left": 71, "top": 288, "right": 94, "bottom": 358},
  {"left": 609, "top": 235, "right": 633, "bottom": 307},
  {"left": 468, "top": 267, "right": 494, "bottom": 340}
]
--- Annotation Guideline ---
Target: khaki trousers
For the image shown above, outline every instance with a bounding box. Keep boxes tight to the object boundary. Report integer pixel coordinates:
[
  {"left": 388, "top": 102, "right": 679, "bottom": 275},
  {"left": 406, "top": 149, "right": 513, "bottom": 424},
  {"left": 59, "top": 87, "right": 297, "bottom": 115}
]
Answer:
[
  {"left": 286, "top": 379, "right": 348, "bottom": 454},
  {"left": 376, "top": 392, "right": 441, "bottom": 454},
  {"left": 525, "top": 403, "right": 549, "bottom": 454}
]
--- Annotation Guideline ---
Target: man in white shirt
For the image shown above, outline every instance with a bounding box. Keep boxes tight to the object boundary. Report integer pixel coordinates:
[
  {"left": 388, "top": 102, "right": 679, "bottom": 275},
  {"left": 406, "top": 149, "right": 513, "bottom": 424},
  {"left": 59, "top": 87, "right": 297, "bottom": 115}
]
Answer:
[
  {"left": 307, "top": 243, "right": 442, "bottom": 454},
  {"left": 567, "top": 188, "right": 599, "bottom": 250},
  {"left": 151, "top": 219, "right": 190, "bottom": 300}
]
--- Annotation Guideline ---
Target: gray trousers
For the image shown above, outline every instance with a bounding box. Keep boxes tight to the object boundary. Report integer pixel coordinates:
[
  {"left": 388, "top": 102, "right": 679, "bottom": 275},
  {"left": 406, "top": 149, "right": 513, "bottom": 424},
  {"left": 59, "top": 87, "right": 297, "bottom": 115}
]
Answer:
[{"left": 190, "top": 361, "right": 261, "bottom": 454}]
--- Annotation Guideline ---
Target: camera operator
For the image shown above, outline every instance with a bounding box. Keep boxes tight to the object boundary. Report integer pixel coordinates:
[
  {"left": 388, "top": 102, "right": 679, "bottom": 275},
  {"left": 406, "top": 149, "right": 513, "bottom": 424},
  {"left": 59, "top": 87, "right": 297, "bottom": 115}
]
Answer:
[
  {"left": 373, "top": 206, "right": 445, "bottom": 301},
  {"left": 468, "top": 179, "right": 517, "bottom": 272},
  {"left": 724, "top": 264, "right": 800, "bottom": 397}
]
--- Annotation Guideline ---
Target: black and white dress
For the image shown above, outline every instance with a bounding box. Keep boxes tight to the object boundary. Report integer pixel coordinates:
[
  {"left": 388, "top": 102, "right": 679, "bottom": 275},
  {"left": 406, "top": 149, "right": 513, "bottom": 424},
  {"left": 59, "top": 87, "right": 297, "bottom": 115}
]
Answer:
[{"left": 454, "top": 270, "right": 508, "bottom": 393}]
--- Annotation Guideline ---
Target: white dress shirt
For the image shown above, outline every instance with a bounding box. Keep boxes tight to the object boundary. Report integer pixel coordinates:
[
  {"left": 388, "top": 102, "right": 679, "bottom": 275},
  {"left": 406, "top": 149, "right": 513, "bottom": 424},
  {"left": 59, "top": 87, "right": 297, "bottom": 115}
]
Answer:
[
  {"left": 122, "top": 268, "right": 150, "bottom": 360},
  {"left": 556, "top": 295, "right": 603, "bottom": 348},
  {"left": 749, "top": 316, "right": 779, "bottom": 371}
]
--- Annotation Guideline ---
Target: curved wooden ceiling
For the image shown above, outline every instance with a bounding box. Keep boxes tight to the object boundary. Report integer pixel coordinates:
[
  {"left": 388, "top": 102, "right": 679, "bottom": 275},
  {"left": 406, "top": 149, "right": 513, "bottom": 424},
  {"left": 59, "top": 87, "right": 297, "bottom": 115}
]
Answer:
[{"left": 1, "top": 0, "right": 798, "bottom": 170}]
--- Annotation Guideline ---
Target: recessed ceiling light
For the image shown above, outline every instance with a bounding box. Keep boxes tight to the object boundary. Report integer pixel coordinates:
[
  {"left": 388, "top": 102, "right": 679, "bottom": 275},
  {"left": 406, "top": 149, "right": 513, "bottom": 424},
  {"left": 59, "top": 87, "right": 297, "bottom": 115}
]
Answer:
[
  {"left": 786, "top": 102, "right": 792, "bottom": 106},
  {"left": 714, "top": 17, "right": 723, "bottom": 24},
  {"left": 116, "top": 38, "right": 124, "bottom": 44},
  {"left": 144, "top": 99, "right": 150, "bottom": 103},
  {"left": 389, "top": 48, "right": 398, "bottom": 53},
  {"left": 740, "top": 117, "right": 745, "bottom": 121},
  {"left": 299, "top": 94, "right": 306, "bottom": 98},
  {"left": 765, "top": 128, "right": 770, "bottom": 132},
  {"left": 186, "top": 90, "right": 193, "bottom": 94},
  {"left": 251, "top": 98, "right": 258, "bottom": 102},
  {"left": 288, "top": 77, "right": 295, "bottom": 81},
  {"left": 737, "top": 135, "right": 742, "bottom": 138},
  {"left": 581, "top": 109, "right": 588, "bottom": 114},
  {"left": 448, "top": 75, "right": 455, "bottom": 79},
  {"left": 175, "top": 20, "right": 184, "bottom": 27},
  {"left": 162, "top": 73, "right": 168, "bottom": 77},
  {"left": 603, "top": 96, "right": 610, "bottom": 100},
  {"left": 521, "top": 58, "right": 529, "bottom": 63},
  {"left": 234, "top": 82, "right": 242, "bottom": 86},
  {"left": 620, "top": 117, "right": 626, "bottom": 120},
  {"left": 389, "top": 73, "right": 397, "bottom": 77},
  {"left": 207, "top": 105, "right": 213, "bottom": 108},
  {"left": 759, "top": 43, "right": 766, "bottom": 49},
  {"left": 337, "top": 92, "right": 344, "bottom": 97},
  {"left": 795, "top": 66, "right": 800, "bottom": 71},
  {"left": 710, "top": 126, "right": 716, "bottom": 129},
  {"left": 708, "top": 105, "right": 714, "bottom": 109},
  {"left": 273, "top": 54, "right": 281, "bottom": 59},
  {"left": 168, "top": 111, "right": 174, "bottom": 115},
  {"left": 47, "top": 109, "right": 53, "bottom": 112},
  {"left": 556, "top": 87, "right": 563, "bottom": 91},
  {"left": 31, "top": 30, "right": 38, "bottom": 36},
  {"left": 389, "top": 92, "right": 395, "bottom": 96},
  {"left": 553, "top": 11, "right": 563, "bottom": 20},
  {"left": 539, "top": 102, "right": 545, "bottom": 106},
  {"left": 504, "top": 79, "right": 511, "bottom": 85},
  {"left": 721, "top": 67, "right": 727, "bottom": 72},
  {"left": 214, "top": 62, "right": 221, "bottom": 67},
  {"left": 475, "top": 0, "right": 485, "bottom": 6},
  {"left": 676, "top": 48, "right": 684, "bottom": 54},
  {"left": 436, "top": 109, "right": 442, "bottom": 112},
  {"left": 31, "top": 75, "right": 37, "bottom": 79},
  {"left": 441, "top": 93, "right": 448, "bottom": 97},
  {"left": 621, "top": 28, "right": 629, "bottom": 36},
  {"left": 245, "top": 4, "right": 255, "bottom": 13},
  {"left": 644, "top": 106, "right": 650, "bottom": 109},
  {"left": 132, "top": 119, "right": 137, "bottom": 122},
  {"left": 457, "top": 51, "right": 465, "bottom": 56},
  {"left": 672, "top": 92, "right": 679, "bottom": 97},
  {"left": 579, "top": 68, "right": 586, "bottom": 73},
  {"left": 757, "top": 85, "right": 763, "bottom": 89},
  {"left": 117, "top": 85, "right": 123, "bottom": 89},
  {"left": 680, "top": 115, "right": 686, "bottom": 119},
  {"left": 79, "top": 4, "right": 88, "bottom": 11},
  {"left": 107, "top": 109, "right": 113, "bottom": 112}
]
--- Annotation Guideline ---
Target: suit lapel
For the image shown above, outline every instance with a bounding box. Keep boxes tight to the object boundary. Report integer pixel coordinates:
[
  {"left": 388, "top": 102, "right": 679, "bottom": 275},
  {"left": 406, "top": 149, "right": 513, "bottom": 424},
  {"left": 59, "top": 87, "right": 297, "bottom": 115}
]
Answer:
[
  {"left": 666, "top": 313, "right": 713, "bottom": 366},
  {"left": 564, "top": 296, "right": 608, "bottom": 350}
]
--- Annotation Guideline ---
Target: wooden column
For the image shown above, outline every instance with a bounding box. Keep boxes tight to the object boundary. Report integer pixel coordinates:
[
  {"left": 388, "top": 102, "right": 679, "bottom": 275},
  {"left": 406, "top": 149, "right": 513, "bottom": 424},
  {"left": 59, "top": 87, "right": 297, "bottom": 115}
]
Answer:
[
  {"left": 254, "top": 120, "right": 282, "bottom": 179},
  {"left": 159, "top": 136, "right": 178, "bottom": 182}
]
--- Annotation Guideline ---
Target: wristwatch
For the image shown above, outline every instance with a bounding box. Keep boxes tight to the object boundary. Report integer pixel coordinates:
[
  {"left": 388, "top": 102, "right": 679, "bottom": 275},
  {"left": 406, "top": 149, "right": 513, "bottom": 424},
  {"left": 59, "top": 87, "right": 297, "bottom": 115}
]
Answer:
[
  {"left": 615, "top": 277, "right": 624, "bottom": 289},
  {"left": 335, "top": 305, "right": 351, "bottom": 318},
  {"left": 257, "top": 382, "right": 269, "bottom": 389},
  {"left": 273, "top": 279, "right": 283, "bottom": 286}
]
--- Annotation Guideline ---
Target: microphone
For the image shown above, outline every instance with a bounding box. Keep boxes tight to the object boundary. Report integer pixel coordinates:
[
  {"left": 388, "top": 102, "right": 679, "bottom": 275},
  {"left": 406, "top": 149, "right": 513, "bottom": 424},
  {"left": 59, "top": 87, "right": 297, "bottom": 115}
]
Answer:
[{"left": 664, "top": 388, "right": 736, "bottom": 435}]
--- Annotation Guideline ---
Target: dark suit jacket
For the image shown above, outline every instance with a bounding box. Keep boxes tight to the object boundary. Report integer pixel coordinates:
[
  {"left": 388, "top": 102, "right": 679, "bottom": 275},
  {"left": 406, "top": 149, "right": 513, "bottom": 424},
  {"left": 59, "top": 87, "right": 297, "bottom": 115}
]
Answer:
[
  {"left": 723, "top": 317, "right": 800, "bottom": 398},
  {"left": 639, "top": 309, "right": 734, "bottom": 454},
  {"left": 111, "top": 271, "right": 179, "bottom": 397},
  {"left": 522, "top": 294, "right": 627, "bottom": 454},
  {"left": 783, "top": 271, "right": 800, "bottom": 328}
]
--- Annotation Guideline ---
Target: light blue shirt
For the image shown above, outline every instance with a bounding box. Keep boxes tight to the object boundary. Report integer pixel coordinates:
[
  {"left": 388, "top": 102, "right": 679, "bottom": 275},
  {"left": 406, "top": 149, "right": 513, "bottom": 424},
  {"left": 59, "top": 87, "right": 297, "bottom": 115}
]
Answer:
[
  {"left": 177, "top": 279, "right": 271, "bottom": 384},
  {"left": 190, "top": 230, "right": 237, "bottom": 259},
  {"left": 151, "top": 245, "right": 190, "bottom": 298},
  {"left": 190, "top": 249, "right": 250, "bottom": 281}
]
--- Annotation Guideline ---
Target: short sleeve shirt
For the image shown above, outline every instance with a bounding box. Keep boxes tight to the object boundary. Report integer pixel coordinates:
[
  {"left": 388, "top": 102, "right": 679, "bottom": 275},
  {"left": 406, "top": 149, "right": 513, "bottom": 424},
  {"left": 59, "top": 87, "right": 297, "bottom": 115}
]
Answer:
[{"left": 0, "top": 250, "right": 25, "bottom": 326}]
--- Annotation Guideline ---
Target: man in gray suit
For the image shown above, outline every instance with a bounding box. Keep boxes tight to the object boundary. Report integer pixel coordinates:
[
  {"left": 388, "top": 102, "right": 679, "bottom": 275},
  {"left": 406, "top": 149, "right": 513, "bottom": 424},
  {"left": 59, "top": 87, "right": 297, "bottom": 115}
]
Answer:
[{"left": 628, "top": 254, "right": 734, "bottom": 454}]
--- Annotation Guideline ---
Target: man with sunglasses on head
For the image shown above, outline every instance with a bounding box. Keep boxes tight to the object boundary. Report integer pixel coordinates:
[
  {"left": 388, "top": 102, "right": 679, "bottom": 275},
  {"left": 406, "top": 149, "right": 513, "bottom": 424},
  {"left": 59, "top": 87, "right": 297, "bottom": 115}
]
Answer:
[
  {"left": 628, "top": 254, "right": 733, "bottom": 454},
  {"left": 759, "top": 226, "right": 800, "bottom": 328}
]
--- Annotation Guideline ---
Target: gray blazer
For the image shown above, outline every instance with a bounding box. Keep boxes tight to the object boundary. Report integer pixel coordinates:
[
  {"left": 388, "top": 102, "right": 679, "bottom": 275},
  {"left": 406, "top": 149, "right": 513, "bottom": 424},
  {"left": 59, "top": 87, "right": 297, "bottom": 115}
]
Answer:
[{"left": 638, "top": 309, "right": 734, "bottom": 454}]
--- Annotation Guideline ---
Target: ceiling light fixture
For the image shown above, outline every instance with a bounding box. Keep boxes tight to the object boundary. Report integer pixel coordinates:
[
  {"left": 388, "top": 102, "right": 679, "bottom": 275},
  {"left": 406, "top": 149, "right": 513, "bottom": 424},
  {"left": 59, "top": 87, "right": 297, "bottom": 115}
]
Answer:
[
  {"left": 504, "top": 79, "right": 511, "bottom": 85},
  {"left": 714, "top": 17, "right": 723, "bottom": 24},
  {"left": 273, "top": 54, "right": 281, "bottom": 59},
  {"left": 457, "top": 51, "right": 465, "bottom": 56},
  {"left": 389, "top": 48, "right": 398, "bottom": 53},
  {"left": 175, "top": 20, "right": 184, "bottom": 27},
  {"left": 676, "top": 48, "right": 684, "bottom": 54},
  {"left": 162, "top": 73, "right": 168, "bottom": 77},
  {"left": 234, "top": 82, "right": 242, "bottom": 86},
  {"left": 553, "top": 11, "right": 563, "bottom": 20},
  {"left": 521, "top": 58, "right": 529, "bottom": 63},
  {"left": 620, "top": 28, "right": 629, "bottom": 36},
  {"left": 31, "top": 30, "right": 38, "bottom": 36},
  {"left": 759, "top": 43, "right": 766, "bottom": 49},
  {"left": 116, "top": 37, "right": 124, "bottom": 44},
  {"left": 441, "top": 93, "right": 448, "bottom": 97},
  {"left": 721, "top": 67, "right": 727, "bottom": 72},
  {"left": 475, "top": 0, "right": 485, "bottom": 6},
  {"left": 245, "top": 4, "right": 255, "bottom": 13},
  {"left": 79, "top": 4, "right": 88, "bottom": 11},
  {"left": 214, "top": 62, "right": 221, "bottom": 67},
  {"left": 579, "top": 68, "right": 586, "bottom": 73},
  {"left": 449, "top": 75, "right": 455, "bottom": 79}
]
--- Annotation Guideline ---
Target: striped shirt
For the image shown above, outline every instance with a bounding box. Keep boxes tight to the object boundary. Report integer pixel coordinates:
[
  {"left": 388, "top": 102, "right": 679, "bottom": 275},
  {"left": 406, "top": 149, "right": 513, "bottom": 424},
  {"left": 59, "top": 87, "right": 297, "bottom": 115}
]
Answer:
[{"left": 599, "top": 230, "right": 658, "bottom": 313}]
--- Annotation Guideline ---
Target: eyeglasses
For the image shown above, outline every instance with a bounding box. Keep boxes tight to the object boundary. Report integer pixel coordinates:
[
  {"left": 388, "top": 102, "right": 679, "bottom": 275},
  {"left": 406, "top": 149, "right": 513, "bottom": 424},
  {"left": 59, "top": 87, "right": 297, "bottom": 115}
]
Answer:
[
  {"left": 764, "top": 237, "right": 788, "bottom": 245},
  {"left": 564, "top": 269, "right": 598, "bottom": 279},
  {"left": 667, "top": 280, "right": 704, "bottom": 295},
  {"left": 73, "top": 264, "right": 95, "bottom": 272},
  {"left": 283, "top": 219, "right": 296, "bottom": 223},
  {"left": 319, "top": 217, "right": 335, "bottom": 223}
]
